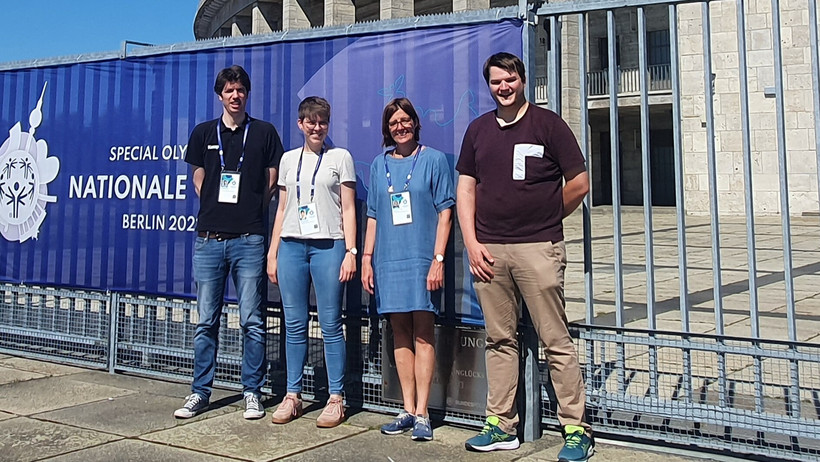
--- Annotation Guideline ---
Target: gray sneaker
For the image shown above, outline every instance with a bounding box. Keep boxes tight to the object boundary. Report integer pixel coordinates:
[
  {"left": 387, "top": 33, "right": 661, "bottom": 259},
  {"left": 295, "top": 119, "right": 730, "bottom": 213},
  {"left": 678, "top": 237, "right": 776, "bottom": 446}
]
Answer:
[
  {"left": 174, "top": 393, "right": 209, "bottom": 419},
  {"left": 243, "top": 392, "right": 265, "bottom": 419}
]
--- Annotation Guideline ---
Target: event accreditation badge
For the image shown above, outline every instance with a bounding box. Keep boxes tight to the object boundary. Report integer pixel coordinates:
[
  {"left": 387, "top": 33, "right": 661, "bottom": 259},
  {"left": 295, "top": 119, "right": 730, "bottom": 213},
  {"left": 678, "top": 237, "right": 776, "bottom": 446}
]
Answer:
[
  {"left": 298, "top": 203, "right": 320, "bottom": 235},
  {"left": 390, "top": 191, "right": 412, "bottom": 225},
  {"left": 218, "top": 171, "right": 241, "bottom": 203}
]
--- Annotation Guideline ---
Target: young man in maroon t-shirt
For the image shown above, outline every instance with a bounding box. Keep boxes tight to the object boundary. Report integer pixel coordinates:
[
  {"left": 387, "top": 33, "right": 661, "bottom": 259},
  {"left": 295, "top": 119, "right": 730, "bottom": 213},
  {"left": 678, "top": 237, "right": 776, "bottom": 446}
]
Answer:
[{"left": 456, "top": 52, "right": 594, "bottom": 462}]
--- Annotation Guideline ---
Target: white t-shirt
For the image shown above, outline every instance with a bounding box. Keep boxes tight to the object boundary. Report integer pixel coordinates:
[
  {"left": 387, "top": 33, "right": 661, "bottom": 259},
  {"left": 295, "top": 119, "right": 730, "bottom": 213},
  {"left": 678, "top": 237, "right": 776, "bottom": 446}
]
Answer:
[{"left": 278, "top": 146, "right": 356, "bottom": 239}]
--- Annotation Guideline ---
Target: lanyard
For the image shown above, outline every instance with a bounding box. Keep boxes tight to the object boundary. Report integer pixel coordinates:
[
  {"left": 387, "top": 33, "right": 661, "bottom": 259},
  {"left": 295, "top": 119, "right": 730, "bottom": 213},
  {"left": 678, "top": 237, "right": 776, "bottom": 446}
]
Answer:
[
  {"left": 216, "top": 118, "right": 250, "bottom": 171},
  {"left": 296, "top": 146, "right": 324, "bottom": 205},
  {"left": 385, "top": 144, "right": 421, "bottom": 193}
]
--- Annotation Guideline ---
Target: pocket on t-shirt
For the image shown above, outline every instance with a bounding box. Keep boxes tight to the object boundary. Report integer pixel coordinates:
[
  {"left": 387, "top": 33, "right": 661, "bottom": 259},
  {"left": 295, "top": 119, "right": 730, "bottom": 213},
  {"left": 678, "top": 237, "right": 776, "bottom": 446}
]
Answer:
[{"left": 512, "top": 144, "right": 545, "bottom": 180}]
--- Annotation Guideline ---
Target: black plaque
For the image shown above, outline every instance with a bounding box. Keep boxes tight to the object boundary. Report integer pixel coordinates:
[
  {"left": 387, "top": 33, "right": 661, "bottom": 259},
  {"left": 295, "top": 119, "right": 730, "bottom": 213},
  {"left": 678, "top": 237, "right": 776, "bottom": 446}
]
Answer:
[{"left": 382, "top": 322, "right": 488, "bottom": 414}]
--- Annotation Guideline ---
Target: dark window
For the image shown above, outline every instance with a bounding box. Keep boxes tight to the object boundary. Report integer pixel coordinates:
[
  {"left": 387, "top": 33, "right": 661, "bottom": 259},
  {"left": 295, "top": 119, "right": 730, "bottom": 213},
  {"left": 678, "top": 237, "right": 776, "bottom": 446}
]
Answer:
[
  {"left": 598, "top": 37, "right": 621, "bottom": 69},
  {"left": 647, "top": 29, "right": 671, "bottom": 66}
]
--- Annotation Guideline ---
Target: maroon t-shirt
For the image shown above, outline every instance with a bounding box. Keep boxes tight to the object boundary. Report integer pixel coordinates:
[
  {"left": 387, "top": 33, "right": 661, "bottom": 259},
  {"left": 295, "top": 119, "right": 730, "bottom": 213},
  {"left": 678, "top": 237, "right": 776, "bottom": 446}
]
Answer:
[{"left": 456, "top": 103, "right": 586, "bottom": 244}]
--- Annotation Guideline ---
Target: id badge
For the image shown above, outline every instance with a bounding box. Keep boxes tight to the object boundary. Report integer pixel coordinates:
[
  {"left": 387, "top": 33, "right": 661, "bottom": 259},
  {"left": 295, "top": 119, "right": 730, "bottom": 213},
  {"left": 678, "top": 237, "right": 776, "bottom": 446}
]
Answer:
[
  {"left": 298, "top": 203, "right": 320, "bottom": 235},
  {"left": 390, "top": 191, "right": 412, "bottom": 225},
  {"left": 218, "top": 171, "right": 241, "bottom": 203}
]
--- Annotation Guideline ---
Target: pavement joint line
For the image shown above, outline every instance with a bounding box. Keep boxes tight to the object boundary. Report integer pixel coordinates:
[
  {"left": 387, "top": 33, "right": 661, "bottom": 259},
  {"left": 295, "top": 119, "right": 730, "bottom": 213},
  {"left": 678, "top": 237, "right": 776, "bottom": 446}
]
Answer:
[
  {"left": 34, "top": 438, "right": 127, "bottom": 462},
  {"left": 134, "top": 436, "right": 255, "bottom": 462}
]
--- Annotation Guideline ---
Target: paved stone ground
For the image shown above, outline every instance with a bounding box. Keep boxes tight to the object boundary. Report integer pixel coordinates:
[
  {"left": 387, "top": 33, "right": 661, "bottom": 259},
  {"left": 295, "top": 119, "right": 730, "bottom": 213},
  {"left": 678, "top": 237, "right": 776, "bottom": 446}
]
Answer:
[
  {"left": 563, "top": 207, "right": 820, "bottom": 342},
  {"left": 0, "top": 355, "right": 717, "bottom": 462}
]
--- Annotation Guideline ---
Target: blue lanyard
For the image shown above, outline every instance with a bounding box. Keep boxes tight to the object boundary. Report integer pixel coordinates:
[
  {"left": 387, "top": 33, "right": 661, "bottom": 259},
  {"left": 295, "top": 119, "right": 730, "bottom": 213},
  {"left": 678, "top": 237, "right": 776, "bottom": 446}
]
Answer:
[
  {"left": 216, "top": 118, "right": 250, "bottom": 171},
  {"left": 385, "top": 145, "right": 421, "bottom": 193},
  {"left": 296, "top": 146, "right": 324, "bottom": 205}
]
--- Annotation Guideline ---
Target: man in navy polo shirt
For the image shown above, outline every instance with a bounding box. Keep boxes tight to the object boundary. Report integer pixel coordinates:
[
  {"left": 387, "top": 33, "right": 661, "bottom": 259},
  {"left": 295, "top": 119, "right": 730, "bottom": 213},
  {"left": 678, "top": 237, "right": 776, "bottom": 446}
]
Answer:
[
  {"left": 175, "top": 65, "right": 284, "bottom": 420},
  {"left": 457, "top": 53, "right": 594, "bottom": 461}
]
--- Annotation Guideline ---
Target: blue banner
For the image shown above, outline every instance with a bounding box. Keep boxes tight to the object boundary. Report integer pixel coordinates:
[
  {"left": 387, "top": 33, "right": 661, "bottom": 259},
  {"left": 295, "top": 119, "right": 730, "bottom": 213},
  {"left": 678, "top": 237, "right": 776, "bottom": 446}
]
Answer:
[{"left": 0, "top": 19, "right": 523, "bottom": 322}]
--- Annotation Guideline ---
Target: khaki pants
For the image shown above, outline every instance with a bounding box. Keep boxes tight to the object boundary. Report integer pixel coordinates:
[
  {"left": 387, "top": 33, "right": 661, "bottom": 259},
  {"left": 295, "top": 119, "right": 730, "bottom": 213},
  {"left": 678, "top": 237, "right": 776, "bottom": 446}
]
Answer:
[{"left": 474, "top": 241, "right": 590, "bottom": 435}]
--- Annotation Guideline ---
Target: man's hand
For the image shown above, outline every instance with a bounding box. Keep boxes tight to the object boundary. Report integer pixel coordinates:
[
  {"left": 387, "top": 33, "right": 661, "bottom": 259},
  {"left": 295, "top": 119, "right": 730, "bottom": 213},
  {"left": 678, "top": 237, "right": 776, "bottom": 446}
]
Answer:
[{"left": 466, "top": 242, "right": 494, "bottom": 283}]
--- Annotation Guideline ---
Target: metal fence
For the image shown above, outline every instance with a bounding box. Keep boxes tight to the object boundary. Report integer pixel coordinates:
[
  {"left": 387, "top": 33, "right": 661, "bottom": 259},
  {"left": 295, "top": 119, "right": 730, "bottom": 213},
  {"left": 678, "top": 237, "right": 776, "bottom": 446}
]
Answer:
[
  {"left": 533, "top": 0, "right": 820, "bottom": 460},
  {"left": 3, "top": 1, "right": 820, "bottom": 460}
]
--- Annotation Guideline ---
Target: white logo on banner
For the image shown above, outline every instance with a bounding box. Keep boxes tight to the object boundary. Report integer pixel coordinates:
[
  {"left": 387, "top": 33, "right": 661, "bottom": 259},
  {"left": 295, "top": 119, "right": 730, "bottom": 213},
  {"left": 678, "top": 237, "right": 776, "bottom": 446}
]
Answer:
[{"left": 0, "top": 82, "right": 60, "bottom": 242}]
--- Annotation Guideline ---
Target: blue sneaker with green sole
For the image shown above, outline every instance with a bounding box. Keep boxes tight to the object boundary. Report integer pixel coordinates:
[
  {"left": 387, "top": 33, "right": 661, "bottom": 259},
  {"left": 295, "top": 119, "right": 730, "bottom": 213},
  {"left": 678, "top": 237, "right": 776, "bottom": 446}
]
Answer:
[
  {"left": 557, "top": 425, "right": 594, "bottom": 461},
  {"left": 464, "top": 416, "right": 520, "bottom": 452}
]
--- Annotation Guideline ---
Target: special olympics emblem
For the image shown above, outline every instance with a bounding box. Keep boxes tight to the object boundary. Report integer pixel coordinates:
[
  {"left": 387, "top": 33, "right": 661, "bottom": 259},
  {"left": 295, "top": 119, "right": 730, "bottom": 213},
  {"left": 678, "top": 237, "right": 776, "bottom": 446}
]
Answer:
[{"left": 0, "top": 82, "right": 60, "bottom": 242}]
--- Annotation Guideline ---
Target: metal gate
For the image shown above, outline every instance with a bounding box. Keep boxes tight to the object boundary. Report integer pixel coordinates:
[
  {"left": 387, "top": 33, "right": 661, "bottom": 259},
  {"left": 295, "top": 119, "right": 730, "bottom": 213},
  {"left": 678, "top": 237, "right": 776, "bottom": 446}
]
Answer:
[{"left": 532, "top": 0, "right": 820, "bottom": 459}]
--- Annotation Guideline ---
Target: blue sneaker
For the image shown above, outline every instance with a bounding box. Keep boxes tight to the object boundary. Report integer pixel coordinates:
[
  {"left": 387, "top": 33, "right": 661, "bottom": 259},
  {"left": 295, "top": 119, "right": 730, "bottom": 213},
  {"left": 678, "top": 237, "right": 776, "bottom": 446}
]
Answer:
[
  {"left": 557, "top": 425, "right": 594, "bottom": 462},
  {"left": 411, "top": 415, "right": 433, "bottom": 441},
  {"left": 381, "top": 411, "right": 415, "bottom": 435},
  {"left": 464, "top": 416, "right": 520, "bottom": 452}
]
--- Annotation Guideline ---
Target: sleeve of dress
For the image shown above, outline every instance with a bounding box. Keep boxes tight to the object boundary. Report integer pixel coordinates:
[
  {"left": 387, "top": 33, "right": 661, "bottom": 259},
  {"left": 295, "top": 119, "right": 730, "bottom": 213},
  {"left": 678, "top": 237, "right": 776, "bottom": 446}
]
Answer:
[
  {"left": 432, "top": 151, "right": 455, "bottom": 213},
  {"left": 366, "top": 158, "right": 379, "bottom": 219}
]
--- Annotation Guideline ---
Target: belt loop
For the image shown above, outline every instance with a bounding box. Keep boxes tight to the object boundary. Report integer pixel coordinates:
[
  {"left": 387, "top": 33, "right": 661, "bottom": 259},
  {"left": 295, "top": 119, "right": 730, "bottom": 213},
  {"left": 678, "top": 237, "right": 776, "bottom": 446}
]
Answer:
[{"left": 205, "top": 231, "right": 211, "bottom": 241}]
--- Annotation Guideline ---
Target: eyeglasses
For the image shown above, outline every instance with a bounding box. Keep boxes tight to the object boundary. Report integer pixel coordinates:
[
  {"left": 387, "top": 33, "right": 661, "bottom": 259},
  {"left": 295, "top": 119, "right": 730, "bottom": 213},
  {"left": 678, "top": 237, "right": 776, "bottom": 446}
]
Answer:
[
  {"left": 388, "top": 117, "right": 414, "bottom": 129},
  {"left": 302, "top": 119, "right": 329, "bottom": 129}
]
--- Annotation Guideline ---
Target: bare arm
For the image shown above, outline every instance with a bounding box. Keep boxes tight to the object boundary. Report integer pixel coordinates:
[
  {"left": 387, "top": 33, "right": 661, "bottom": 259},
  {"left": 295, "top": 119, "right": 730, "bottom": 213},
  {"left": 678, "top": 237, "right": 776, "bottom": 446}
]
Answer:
[
  {"left": 427, "top": 207, "right": 452, "bottom": 291},
  {"left": 266, "top": 186, "right": 287, "bottom": 284},
  {"left": 456, "top": 175, "right": 494, "bottom": 282},
  {"left": 361, "top": 217, "right": 377, "bottom": 295},
  {"left": 265, "top": 167, "right": 278, "bottom": 204},
  {"left": 192, "top": 167, "right": 205, "bottom": 197},
  {"left": 339, "top": 182, "right": 357, "bottom": 282},
  {"left": 563, "top": 169, "right": 590, "bottom": 218}
]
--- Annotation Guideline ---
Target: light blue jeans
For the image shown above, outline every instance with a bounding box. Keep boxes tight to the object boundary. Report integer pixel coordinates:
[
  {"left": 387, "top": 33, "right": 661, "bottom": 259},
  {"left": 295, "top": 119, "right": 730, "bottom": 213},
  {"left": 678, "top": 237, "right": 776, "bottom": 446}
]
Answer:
[
  {"left": 277, "top": 238, "right": 346, "bottom": 395},
  {"left": 191, "top": 234, "right": 266, "bottom": 399}
]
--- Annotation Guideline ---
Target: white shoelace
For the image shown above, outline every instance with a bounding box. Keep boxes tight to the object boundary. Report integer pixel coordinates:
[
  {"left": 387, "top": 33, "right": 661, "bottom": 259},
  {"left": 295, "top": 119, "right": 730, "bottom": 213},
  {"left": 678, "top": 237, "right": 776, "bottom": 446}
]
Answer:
[
  {"left": 184, "top": 394, "right": 202, "bottom": 409},
  {"left": 245, "top": 394, "right": 261, "bottom": 411}
]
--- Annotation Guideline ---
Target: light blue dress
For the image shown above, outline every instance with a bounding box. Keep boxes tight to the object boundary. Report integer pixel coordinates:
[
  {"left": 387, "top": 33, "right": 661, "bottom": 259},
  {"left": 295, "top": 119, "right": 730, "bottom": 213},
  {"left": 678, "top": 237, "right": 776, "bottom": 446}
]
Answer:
[{"left": 366, "top": 146, "right": 455, "bottom": 315}]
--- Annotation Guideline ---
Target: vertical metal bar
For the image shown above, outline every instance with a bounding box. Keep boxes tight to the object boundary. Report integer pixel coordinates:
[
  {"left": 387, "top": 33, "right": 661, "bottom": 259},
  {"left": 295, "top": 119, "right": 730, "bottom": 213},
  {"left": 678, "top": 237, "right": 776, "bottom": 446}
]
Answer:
[
  {"left": 811, "top": 0, "right": 820, "bottom": 217},
  {"left": 521, "top": 9, "right": 541, "bottom": 442},
  {"left": 107, "top": 292, "right": 118, "bottom": 374},
  {"left": 579, "top": 11, "right": 596, "bottom": 397},
  {"left": 702, "top": 1, "right": 727, "bottom": 409},
  {"left": 669, "top": 3, "right": 693, "bottom": 404},
  {"left": 637, "top": 6, "right": 658, "bottom": 399},
  {"left": 769, "top": 0, "right": 800, "bottom": 418},
  {"left": 735, "top": 0, "right": 764, "bottom": 414},
  {"left": 606, "top": 9, "right": 626, "bottom": 396},
  {"left": 550, "top": 15, "right": 562, "bottom": 114}
]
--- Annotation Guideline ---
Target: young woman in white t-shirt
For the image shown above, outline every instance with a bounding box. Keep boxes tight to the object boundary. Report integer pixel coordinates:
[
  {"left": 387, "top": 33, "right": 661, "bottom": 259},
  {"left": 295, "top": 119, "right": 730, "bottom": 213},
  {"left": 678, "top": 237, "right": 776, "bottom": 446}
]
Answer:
[{"left": 266, "top": 96, "right": 357, "bottom": 428}]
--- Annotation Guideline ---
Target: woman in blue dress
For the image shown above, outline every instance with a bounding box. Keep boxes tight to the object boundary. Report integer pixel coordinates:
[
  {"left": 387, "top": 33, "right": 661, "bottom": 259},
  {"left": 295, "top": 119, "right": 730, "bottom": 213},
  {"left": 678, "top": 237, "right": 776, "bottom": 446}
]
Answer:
[{"left": 361, "top": 98, "right": 454, "bottom": 441}]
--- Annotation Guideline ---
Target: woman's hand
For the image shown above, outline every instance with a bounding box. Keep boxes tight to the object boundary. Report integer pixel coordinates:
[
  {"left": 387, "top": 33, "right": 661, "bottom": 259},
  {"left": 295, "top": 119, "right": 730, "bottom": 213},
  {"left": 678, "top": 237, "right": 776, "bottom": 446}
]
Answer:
[
  {"left": 361, "top": 256, "right": 374, "bottom": 294},
  {"left": 339, "top": 251, "right": 357, "bottom": 282},
  {"left": 266, "top": 254, "right": 279, "bottom": 284},
  {"left": 427, "top": 259, "right": 444, "bottom": 291}
]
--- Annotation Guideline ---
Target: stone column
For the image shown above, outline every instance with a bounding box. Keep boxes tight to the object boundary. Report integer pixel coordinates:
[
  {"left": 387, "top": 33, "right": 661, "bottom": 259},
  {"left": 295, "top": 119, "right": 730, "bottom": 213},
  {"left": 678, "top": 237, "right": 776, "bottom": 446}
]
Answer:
[
  {"left": 326, "top": 0, "right": 356, "bottom": 26},
  {"left": 453, "top": 0, "right": 489, "bottom": 12},
  {"left": 284, "top": 0, "right": 312, "bottom": 29},
  {"left": 380, "top": 0, "right": 413, "bottom": 20},
  {"left": 252, "top": 1, "right": 278, "bottom": 34}
]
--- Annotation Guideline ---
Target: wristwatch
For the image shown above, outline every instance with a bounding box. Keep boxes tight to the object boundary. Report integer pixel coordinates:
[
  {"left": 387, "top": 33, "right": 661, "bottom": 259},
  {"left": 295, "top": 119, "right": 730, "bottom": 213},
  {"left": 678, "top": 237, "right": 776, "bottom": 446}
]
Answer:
[
  {"left": 347, "top": 247, "right": 358, "bottom": 255},
  {"left": 434, "top": 253, "right": 445, "bottom": 262}
]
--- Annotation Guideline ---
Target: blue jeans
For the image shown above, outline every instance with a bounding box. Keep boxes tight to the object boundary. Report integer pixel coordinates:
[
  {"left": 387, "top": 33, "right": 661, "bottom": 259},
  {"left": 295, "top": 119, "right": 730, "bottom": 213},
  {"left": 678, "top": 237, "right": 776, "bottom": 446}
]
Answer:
[
  {"left": 192, "top": 234, "right": 266, "bottom": 399},
  {"left": 277, "top": 238, "right": 346, "bottom": 395}
]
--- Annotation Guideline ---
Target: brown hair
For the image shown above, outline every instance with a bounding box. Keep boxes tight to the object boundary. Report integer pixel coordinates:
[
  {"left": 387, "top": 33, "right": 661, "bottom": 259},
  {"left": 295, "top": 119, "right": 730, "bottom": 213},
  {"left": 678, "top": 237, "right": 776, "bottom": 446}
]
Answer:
[{"left": 381, "top": 97, "right": 421, "bottom": 147}]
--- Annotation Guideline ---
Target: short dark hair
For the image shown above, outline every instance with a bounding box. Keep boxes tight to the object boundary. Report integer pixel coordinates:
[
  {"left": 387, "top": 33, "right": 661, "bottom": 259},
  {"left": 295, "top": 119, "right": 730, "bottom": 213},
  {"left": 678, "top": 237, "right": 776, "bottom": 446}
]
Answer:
[
  {"left": 381, "top": 98, "right": 421, "bottom": 147},
  {"left": 298, "top": 96, "right": 331, "bottom": 121},
  {"left": 482, "top": 52, "right": 527, "bottom": 85},
  {"left": 214, "top": 65, "right": 251, "bottom": 95}
]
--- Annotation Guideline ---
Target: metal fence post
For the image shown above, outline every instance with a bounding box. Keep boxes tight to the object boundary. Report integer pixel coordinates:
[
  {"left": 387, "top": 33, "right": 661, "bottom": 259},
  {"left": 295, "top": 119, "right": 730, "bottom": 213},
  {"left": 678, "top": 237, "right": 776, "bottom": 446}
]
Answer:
[{"left": 107, "top": 291, "right": 119, "bottom": 374}]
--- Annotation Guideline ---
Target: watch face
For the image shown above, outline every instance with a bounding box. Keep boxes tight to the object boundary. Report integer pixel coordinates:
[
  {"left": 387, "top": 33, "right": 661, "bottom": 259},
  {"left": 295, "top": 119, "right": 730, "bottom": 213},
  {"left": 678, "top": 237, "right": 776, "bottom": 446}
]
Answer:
[
  {"left": 349, "top": 248, "right": 358, "bottom": 255},
  {"left": 435, "top": 254, "right": 444, "bottom": 262}
]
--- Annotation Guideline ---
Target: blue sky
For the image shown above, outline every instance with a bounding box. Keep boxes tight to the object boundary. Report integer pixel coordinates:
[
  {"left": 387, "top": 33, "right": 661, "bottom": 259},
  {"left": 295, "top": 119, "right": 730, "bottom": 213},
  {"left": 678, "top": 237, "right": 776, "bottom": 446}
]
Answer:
[{"left": 1, "top": 1, "right": 198, "bottom": 63}]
